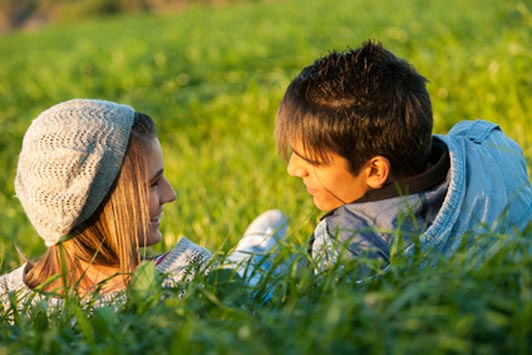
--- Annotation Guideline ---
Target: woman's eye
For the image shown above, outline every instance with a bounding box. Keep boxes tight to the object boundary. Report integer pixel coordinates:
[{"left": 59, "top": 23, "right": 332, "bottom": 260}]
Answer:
[{"left": 150, "top": 179, "right": 160, "bottom": 188}]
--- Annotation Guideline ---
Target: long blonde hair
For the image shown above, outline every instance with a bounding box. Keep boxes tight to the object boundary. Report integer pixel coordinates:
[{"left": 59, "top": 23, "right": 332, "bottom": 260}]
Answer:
[{"left": 24, "top": 112, "right": 156, "bottom": 292}]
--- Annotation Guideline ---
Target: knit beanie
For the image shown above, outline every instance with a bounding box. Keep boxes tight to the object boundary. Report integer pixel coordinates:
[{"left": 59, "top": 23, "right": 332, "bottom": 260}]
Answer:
[{"left": 15, "top": 99, "right": 136, "bottom": 247}]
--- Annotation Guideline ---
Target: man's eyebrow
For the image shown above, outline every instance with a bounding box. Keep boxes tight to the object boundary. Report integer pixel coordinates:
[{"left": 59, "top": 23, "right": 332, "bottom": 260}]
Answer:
[{"left": 291, "top": 146, "right": 322, "bottom": 165}]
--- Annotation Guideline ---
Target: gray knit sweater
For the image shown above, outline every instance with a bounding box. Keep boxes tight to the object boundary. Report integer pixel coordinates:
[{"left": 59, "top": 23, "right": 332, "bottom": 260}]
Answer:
[{"left": 0, "top": 237, "right": 211, "bottom": 317}]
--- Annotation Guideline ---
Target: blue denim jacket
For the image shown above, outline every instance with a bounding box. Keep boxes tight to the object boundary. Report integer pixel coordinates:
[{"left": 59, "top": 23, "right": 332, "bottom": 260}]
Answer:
[{"left": 311, "top": 120, "right": 532, "bottom": 271}]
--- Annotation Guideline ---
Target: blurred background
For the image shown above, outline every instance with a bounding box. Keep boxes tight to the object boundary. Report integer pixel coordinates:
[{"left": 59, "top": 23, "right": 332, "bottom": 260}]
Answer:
[{"left": 0, "top": 0, "right": 235, "bottom": 32}]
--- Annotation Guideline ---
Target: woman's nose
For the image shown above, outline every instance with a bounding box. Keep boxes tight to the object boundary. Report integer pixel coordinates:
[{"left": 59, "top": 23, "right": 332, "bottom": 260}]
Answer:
[{"left": 162, "top": 179, "right": 177, "bottom": 204}]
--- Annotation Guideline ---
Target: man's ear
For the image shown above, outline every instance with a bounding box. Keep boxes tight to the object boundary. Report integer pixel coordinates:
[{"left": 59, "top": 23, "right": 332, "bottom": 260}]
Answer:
[{"left": 365, "top": 156, "right": 390, "bottom": 189}]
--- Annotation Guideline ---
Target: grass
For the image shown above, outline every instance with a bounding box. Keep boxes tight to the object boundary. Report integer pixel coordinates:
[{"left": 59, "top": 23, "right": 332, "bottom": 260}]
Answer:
[{"left": 0, "top": 0, "right": 531, "bottom": 353}]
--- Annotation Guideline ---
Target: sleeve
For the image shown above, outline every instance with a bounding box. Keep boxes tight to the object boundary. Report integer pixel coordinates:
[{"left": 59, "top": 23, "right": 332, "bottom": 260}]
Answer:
[{"left": 155, "top": 237, "right": 213, "bottom": 288}]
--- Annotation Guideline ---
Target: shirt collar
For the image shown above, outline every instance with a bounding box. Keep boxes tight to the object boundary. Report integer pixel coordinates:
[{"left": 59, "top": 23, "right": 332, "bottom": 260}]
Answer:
[{"left": 320, "top": 137, "right": 450, "bottom": 219}]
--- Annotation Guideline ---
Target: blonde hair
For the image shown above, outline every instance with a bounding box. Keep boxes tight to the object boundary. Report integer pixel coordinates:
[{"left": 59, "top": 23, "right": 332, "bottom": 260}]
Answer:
[{"left": 24, "top": 112, "right": 156, "bottom": 293}]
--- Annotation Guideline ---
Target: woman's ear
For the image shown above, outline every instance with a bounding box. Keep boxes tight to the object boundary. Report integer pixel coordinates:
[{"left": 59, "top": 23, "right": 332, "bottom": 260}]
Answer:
[{"left": 366, "top": 156, "right": 390, "bottom": 189}]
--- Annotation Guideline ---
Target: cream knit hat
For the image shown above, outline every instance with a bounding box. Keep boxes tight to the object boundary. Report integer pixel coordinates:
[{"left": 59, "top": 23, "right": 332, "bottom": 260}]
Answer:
[{"left": 15, "top": 99, "right": 136, "bottom": 247}]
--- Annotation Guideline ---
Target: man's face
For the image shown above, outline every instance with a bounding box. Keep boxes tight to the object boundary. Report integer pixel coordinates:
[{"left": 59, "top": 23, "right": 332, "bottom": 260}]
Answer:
[{"left": 286, "top": 141, "right": 370, "bottom": 211}]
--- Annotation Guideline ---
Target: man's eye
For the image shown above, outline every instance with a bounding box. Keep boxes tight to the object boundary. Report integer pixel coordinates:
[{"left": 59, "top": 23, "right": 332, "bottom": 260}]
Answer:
[{"left": 308, "top": 158, "right": 323, "bottom": 167}]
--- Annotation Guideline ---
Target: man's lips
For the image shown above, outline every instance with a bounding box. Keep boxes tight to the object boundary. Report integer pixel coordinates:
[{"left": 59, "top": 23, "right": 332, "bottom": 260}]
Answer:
[{"left": 304, "top": 183, "right": 317, "bottom": 195}]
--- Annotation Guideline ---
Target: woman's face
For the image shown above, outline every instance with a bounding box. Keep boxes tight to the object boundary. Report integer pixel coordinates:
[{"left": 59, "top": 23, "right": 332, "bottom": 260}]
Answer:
[{"left": 143, "top": 138, "right": 176, "bottom": 246}]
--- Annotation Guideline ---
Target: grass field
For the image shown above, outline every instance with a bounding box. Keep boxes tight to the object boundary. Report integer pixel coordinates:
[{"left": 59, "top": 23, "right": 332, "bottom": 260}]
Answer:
[{"left": 0, "top": 0, "right": 531, "bottom": 353}]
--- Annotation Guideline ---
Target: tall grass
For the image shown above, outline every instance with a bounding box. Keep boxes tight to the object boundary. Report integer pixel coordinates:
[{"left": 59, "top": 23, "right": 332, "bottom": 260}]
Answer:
[{"left": 0, "top": 0, "right": 531, "bottom": 353}]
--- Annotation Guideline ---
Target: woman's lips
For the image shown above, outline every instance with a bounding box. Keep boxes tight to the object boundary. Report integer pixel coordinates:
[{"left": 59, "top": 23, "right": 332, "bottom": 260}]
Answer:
[{"left": 150, "top": 213, "right": 162, "bottom": 227}]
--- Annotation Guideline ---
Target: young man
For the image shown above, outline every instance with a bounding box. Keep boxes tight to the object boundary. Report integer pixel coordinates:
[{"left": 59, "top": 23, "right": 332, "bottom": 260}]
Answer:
[{"left": 275, "top": 40, "right": 532, "bottom": 274}]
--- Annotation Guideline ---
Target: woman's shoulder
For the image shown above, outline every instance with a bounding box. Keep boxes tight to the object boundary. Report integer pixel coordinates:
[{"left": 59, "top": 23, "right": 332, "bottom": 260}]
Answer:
[
  {"left": 155, "top": 237, "right": 212, "bottom": 285},
  {"left": 0, "top": 264, "right": 37, "bottom": 314},
  {"left": 0, "top": 264, "right": 30, "bottom": 294}
]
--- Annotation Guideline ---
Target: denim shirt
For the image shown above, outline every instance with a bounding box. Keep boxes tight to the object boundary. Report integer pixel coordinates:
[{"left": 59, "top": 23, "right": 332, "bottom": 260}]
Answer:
[{"left": 311, "top": 120, "right": 532, "bottom": 272}]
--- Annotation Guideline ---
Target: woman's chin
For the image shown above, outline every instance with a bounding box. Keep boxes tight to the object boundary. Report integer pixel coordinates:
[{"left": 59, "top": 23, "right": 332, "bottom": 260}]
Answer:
[{"left": 142, "top": 230, "right": 162, "bottom": 247}]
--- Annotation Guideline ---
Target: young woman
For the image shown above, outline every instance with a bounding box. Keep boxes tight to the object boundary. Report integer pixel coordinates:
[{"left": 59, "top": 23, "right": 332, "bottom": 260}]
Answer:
[{"left": 1, "top": 99, "right": 287, "bottom": 313}]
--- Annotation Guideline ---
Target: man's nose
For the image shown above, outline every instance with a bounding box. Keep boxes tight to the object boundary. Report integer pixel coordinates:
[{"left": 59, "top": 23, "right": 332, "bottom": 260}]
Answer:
[{"left": 287, "top": 153, "right": 308, "bottom": 178}]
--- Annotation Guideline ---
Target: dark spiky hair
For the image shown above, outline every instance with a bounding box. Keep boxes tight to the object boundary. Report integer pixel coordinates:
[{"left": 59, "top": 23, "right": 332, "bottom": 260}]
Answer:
[{"left": 275, "top": 40, "right": 433, "bottom": 178}]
